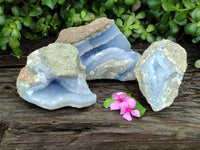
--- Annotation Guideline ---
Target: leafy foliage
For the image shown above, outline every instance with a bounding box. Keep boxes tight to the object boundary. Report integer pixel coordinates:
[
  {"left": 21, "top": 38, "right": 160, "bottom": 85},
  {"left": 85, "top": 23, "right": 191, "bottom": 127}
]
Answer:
[{"left": 1, "top": 0, "right": 200, "bottom": 57}]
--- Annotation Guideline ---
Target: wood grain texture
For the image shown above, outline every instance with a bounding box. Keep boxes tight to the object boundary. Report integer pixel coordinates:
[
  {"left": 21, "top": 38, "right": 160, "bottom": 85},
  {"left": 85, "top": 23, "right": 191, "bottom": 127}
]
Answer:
[{"left": 0, "top": 38, "right": 200, "bottom": 150}]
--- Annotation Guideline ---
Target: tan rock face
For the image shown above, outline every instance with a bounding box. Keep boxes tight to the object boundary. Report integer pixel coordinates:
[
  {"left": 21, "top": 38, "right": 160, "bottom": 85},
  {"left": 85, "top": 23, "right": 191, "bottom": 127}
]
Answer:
[{"left": 55, "top": 17, "right": 114, "bottom": 44}]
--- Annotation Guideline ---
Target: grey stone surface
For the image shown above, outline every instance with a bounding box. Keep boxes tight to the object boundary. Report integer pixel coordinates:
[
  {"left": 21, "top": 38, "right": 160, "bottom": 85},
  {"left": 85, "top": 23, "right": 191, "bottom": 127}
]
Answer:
[{"left": 134, "top": 39, "right": 187, "bottom": 111}]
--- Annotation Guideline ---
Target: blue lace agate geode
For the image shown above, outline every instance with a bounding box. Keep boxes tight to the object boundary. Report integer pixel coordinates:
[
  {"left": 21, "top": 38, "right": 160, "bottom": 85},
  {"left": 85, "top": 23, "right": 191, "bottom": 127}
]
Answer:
[
  {"left": 134, "top": 40, "right": 187, "bottom": 111},
  {"left": 56, "top": 17, "right": 141, "bottom": 81},
  {"left": 17, "top": 43, "right": 96, "bottom": 110}
]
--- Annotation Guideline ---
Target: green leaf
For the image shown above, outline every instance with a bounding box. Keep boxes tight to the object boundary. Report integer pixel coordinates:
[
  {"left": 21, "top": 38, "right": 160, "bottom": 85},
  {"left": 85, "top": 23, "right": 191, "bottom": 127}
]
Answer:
[
  {"left": 118, "top": 7, "right": 125, "bottom": 16},
  {"left": 147, "top": 33, "right": 155, "bottom": 43},
  {"left": 196, "top": 27, "right": 200, "bottom": 35},
  {"left": 146, "top": 24, "right": 155, "bottom": 32},
  {"left": 81, "top": 10, "right": 86, "bottom": 19},
  {"left": 105, "top": 0, "right": 114, "bottom": 9},
  {"left": 0, "top": 15, "right": 5, "bottom": 25},
  {"left": 133, "top": 25, "right": 144, "bottom": 34},
  {"left": 0, "top": 35, "right": 9, "bottom": 46},
  {"left": 74, "top": 2, "right": 83, "bottom": 9},
  {"left": 58, "top": 0, "right": 65, "bottom": 5},
  {"left": 103, "top": 97, "right": 117, "bottom": 108},
  {"left": 11, "top": 48, "right": 23, "bottom": 58},
  {"left": 121, "top": 14, "right": 129, "bottom": 20},
  {"left": 15, "top": 20, "right": 22, "bottom": 31},
  {"left": 83, "top": 13, "right": 95, "bottom": 22},
  {"left": 161, "top": 0, "right": 176, "bottom": 11},
  {"left": 159, "top": 24, "right": 169, "bottom": 33},
  {"left": 71, "top": 13, "right": 82, "bottom": 23},
  {"left": 132, "top": 33, "right": 140, "bottom": 38},
  {"left": 80, "top": 0, "right": 89, "bottom": 4},
  {"left": 167, "top": 35, "right": 176, "bottom": 42},
  {"left": 42, "top": 27, "right": 48, "bottom": 37},
  {"left": 8, "top": 37, "right": 20, "bottom": 49},
  {"left": 130, "top": 23, "right": 140, "bottom": 29},
  {"left": 21, "top": 29, "right": 38, "bottom": 39},
  {"left": 134, "top": 100, "right": 146, "bottom": 117},
  {"left": 23, "top": 16, "right": 32, "bottom": 27},
  {"left": 100, "top": 6, "right": 106, "bottom": 14},
  {"left": 190, "top": 8, "right": 196, "bottom": 19},
  {"left": 9, "top": 22, "right": 17, "bottom": 29},
  {"left": 95, "top": 13, "right": 107, "bottom": 18},
  {"left": 45, "top": 14, "right": 52, "bottom": 24},
  {"left": 11, "top": 29, "right": 21, "bottom": 39},
  {"left": 161, "top": 11, "right": 170, "bottom": 25},
  {"left": 124, "top": 15, "right": 135, "bottom": 26},
  {"left": 41, "top": 0, "right": 58, "bottom": 9},
  {"left": 1, "top": 27, "right": 12, "bottom": 36},
  {"left": 183, "top": 0, "right": 196, "bottom": 9},
  {"left": 169, "top": 20, "right": 179, "bottom": 34},
  {"left": 175, "top": 11, "right": 188, "bottom": 22},
  {"left": 124, "top": 0, "right": 135, "bottom": 5},
  {"left": 156, "top": 36, "right": 163, "bottom": 41},
  {"left": 174, "top": 18, "right": 187, "bottom": 25},
  {"left": 141, "top": 31, "right": 147, "bottom": 40},
  {"left": 115, "top": 18, "right": 123, "bottom": 27},
  {"left": 11, "top": 5, "right": 20, "bottom": 17},
  {"left": 132, "top": 0, "right": 141, "bottom": 12},
  {"left": 184, "top": 23, "right": 197, "bottom": 35},
  {"left": 194, "top": 8, "right": 200, "bottom": 22},
  {"left": 194, "top": 59, "right": 200, "bottom": 68},
  {"left": 20, "top": 5, "right": 31, "bottom": 16},
  {"left": 29, "top": 6, "right": 42, "bottom": 17},
  {"left": 5, "top": 0, "right": 14, "bottom": 3},
  {"left": 0, "top": 5, "right": 4, "bottom": 15},
  {"left": 29, "top": 0, "right": 36, "bottom": 3},
  {"left": 136, "top": 11, "right": 146, "bottom": 19},
  {"left": 92, "top": 3, "right": 98, "bottom": 14},
  {"left": 147, "top": 0, "right": 161, "bottom": 11},
  {"left": 37, "top": 17, "right": 46, "bottom": 25},
  {"left": 123, "top": 29, "right": 132, "bottom": 38},
  {"left": 50, "top": 13, "right": 61, "bottom": 27},
  {"left": 1, "top": 44, "right": 7, "bottom": 51}
]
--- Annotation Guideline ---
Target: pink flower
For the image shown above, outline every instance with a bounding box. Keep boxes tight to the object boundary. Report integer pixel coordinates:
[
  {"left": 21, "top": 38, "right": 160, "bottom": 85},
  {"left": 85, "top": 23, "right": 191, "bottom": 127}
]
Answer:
[
  {"left": 120, "top": 98, "right": 140, "bottom": 121},
  {"left": 110, "top": 92, "right": 129, "bottom": 110}
]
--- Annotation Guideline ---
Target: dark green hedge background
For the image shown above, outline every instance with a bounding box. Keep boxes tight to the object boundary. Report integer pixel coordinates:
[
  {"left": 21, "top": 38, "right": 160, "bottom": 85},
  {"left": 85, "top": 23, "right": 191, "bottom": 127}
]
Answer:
[{"left": 0, "top": 0, "right": 200, "bottom": 58}]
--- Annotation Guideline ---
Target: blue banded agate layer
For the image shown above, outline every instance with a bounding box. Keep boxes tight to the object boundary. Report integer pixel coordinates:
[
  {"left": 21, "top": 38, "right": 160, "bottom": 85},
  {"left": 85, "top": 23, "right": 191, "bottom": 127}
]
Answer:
[
  {"left": 72, "top": 22, "right": 141, "bottom": 81},
  {"left": 134, "top": 40, "right": 187, "bottom": 111}
]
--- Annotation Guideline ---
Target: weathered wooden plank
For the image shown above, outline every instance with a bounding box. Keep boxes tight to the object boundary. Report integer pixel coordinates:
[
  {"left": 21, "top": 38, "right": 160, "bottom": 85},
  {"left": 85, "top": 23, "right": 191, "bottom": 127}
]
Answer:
[
  {"left": 1, "top": 122, "right": 199, "bottom": 150},
  {"left": 0, "top": 39, "right": 200, "bottom": 149}
]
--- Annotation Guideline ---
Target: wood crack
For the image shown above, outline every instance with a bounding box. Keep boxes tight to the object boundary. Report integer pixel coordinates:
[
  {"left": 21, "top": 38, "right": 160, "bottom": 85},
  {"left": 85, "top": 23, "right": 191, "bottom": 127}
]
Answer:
[{"left": 0, "top": 120, "right": 8, "bottom": 144}]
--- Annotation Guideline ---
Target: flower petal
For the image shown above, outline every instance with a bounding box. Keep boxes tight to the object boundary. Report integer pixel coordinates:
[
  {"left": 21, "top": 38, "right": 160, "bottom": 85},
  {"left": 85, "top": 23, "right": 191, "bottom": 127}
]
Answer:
[
  {"left": 120, "top": 101, "right": 129, "bottom": 109},
  {"left": 125, "top": 96, "right": 134, "bottom": 101},
  {"left": 119, "top": 93, "right": 126, "bottom": 99},
  {"left": 122, "top": 112, "right": 132, "bottom": 121},
  {"left": 131, "top": 109, "right": 141, "bottom": 118},
  {"left": 112, "top": 93, "right": 120, "bottom": 100},
  {"left": 110, "top": 101, "right": 120, "bottom": 110},
  {"left": 120, "top": 108, "right": 126, "bottom": 115},
  {"left": 128, "top": 98, "right": 136, "bottom": 109}
]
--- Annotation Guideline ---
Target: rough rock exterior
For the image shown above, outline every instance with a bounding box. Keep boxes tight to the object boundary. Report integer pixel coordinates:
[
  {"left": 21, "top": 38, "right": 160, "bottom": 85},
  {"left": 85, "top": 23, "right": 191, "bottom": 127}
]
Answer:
[
  {"left": 56, "top": 17, "right": 141, "bottom": 81},
  {"left": 55, "top": 18, "right": 114, "bottom": 44},
  {"left": 134, "top": 39, "right": 187, "bottom": 111},
  {"left": 17, "top": 43, "right": 96, "bottom": 110}
]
